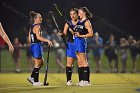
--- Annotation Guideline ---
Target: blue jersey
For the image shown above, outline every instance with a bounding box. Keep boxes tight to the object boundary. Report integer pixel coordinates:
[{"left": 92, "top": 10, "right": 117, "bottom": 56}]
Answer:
[
  {"left": 66, "top": 20, "right": 76, "bottom": 58},
  {"left": 74, "top": 19, "right": 88, "bottom": 53},
  {"left": 29, "top": 24, "right": 43, "bottom": 58}
]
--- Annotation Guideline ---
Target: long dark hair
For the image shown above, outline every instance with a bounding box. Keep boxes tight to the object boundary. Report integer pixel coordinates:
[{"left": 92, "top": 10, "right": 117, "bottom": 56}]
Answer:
[
  {"left": 79, "top": 7, "right": 92, "bottom": 19},
  {"left": 29, "top": 11, "right": 40, "bottom": 24}
]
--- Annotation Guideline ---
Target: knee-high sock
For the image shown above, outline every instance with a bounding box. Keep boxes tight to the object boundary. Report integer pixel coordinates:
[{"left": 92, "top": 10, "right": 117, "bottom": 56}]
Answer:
[
  {"left": 66, "top": 66, "right": 72, "bottom": 82},
  {"left": 82, "top": 67, "right": 90, "bottom": 82},
  {"left": 86, "top": 66, "right": 90, "bottom": 82},
  {"left": 31, "top": 69, "right": 35, "bottom": 78},
  {"left": 31, "top": 67, "right": 41, "bottom": 78},
  {"left": 78, "top": 67, "right": 82, "bottom": 81},
  {"left": 34, "top": 68, "right": 40, "bottom": 82}
]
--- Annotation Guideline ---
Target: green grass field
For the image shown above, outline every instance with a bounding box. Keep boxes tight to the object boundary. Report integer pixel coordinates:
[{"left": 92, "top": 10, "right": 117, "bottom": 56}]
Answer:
[
  {"left": 0, "top": 49, "right": 140, "bottom": 93},
  {"left": 0, "top": 73, "right": 140, "bottom": 93}
]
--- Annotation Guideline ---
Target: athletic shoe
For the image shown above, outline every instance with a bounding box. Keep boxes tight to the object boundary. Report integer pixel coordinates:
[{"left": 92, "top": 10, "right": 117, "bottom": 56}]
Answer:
[
  {"left": 83, "top": 81, "right": 91, "bottom": 86},
  {"left": 76, "top": 80, "right": 84, "bottom": 86},
  {"left": 27, "top": 77, "right": 34, "bottom": 84},
  {"left": 66, "top": 80, "right": 73, "bottom": 86},
  {"left": 32, "top": 82, "right": 42, "bottom": 86},
  {"left": 76, "top": 80, "right": 91, "bottom": 86}
]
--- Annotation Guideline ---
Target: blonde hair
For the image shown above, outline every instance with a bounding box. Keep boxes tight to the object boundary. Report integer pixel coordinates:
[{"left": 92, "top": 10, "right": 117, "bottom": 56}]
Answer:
[
  {"left": 70, "top": 8, "right": 78, "bottom": 14},
  {"left": 29, "top": 11, "right": 40, "bottom": 24}
]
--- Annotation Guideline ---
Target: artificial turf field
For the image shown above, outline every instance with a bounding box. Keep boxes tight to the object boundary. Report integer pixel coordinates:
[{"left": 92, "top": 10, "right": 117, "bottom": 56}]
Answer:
[
  {"left": 0, "top": 73, "right": 140, "bottom": 93},
  {"left": 0, "top": 49, "right": 140, "bottom": 93}
]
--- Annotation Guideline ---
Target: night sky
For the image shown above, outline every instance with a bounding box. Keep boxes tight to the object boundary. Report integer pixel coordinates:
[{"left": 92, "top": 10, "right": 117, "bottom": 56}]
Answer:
[{"left": 0, "top": 0, "right": 140, "bottom": 43}]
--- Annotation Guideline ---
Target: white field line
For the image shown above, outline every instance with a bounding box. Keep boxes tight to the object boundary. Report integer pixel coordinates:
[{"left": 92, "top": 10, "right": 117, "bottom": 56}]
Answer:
[{"left": 0, "top": 85, "right": 60, "bottom": 90}]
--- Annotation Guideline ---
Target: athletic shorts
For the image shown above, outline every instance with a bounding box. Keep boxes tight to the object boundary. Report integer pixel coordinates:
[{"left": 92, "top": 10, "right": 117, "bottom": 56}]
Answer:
[
  {"left": 74, "top": 37, "right": 87, "bottom": 53},
  {"left": 66, "top": 42, "right": 76, "bottom": 58},
  {"left": 30, "top": 43, "right": 43, "bottom": 58}
]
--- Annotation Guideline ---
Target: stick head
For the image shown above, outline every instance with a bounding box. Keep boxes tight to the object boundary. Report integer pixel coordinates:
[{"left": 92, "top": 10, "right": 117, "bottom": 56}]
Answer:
[{"left": 44, "top": 82, "right": 49, "bottom": 86}]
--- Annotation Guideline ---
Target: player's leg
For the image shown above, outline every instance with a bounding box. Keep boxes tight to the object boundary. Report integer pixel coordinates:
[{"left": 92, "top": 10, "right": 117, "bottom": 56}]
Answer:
[
  {"left": 79, "top": 53, "right": 90, "bottom": 81},
  {"left": 121, "top": 56, "right": 127, "bottom": 73},
  {"left": 39, "top": 57, "right": 44, "bottom": 68},
  {"left": 32, "top": 58, "right": 44, "bottom": 86},
  {"left": 55, "top": 52, "right": 65, "bottom": 72},
  {"left": 27, "top": 43, "right": 43, "bottom": 85},
  {"left": 76, "top": 52, "right": 91, "bottom": 86},
  {"left": 76, "top": 53, "right": 84, "bottom": 86},
  {"left": 95, "top": 57, "right": 101, "bottom": 73},
  {"left": 108, "top": 58, "right": 113, "bottom": 73},
  {"left": 66, "top": 57, "right": 74, "bottom": 85},
  {"left": 114, "top": 55, "right": 118, "bottom": 73},
  {"left": 132, "top": 56, "right": 137, "bottom": 73},
  {"left": 66, "top": 43, "right": 76, "bottom": 85}
]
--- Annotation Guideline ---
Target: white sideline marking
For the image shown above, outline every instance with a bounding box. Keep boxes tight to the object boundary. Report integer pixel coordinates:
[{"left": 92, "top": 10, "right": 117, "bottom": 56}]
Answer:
[{"left": 0, "top": 86, "right": 60, "bottom": 90}]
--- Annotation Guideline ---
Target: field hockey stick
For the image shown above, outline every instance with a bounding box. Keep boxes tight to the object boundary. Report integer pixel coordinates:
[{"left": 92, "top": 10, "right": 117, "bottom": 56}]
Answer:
[
  {"left": 43, "top": 45, "right": 50, "bottom": 86},
  {"left": 49, "top": 11, "right": 69, "bottom": 49},
  {"left": 52, "top": 4, "right": 76, "bottom": 34}
]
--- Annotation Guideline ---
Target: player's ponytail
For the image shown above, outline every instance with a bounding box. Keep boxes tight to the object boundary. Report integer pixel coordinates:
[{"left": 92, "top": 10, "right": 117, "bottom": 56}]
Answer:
[
  {"left": 79, "top": 7, "right": 92, "bottom": 19},
  {"left": 29, "top": 11, "right": 39, "bottom": 24}
]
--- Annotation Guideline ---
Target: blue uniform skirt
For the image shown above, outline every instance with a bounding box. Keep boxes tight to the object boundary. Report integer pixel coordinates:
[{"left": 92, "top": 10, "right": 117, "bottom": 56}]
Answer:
[
  {"left": 74, "top": 37, "right": 87, "bottom": 53},
  {"left": 30, "top": 43, "right": 43, "bottom": 59},
  {"left": 66, "top": 42, "right": 76, "bottom": 58}
]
